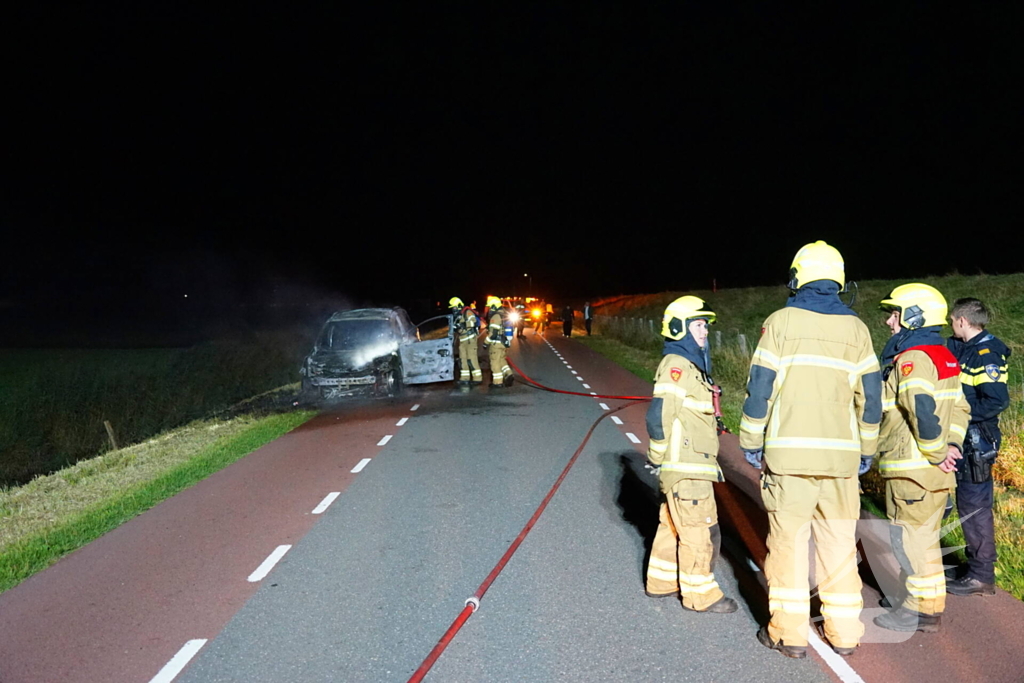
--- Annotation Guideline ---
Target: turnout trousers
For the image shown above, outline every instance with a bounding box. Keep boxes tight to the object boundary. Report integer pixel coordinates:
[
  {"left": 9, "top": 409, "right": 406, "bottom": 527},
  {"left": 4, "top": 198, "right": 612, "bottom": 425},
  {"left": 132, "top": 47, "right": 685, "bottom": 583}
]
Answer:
[
  {"left": 487, "top": 342, "right": 512, "bottom": 385},
  {"left": 645, "top": 479, "right": 725, "bottom": 611},
  {"left": 457, "top": 337, "right": 482, "bottom": 382},
  {"left": 885, "top": 478, "right": 950, "bottom": 615},
  {"left": 761, "top": 471, "right": 864, "bottom": 649}
]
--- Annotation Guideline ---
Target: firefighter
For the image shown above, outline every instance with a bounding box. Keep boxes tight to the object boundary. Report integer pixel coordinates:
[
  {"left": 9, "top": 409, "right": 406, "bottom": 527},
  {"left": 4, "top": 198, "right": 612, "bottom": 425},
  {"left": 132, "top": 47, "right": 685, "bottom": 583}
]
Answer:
[
  {"left": 484, "top": 296, "right": 513, "bottom": 387},
  {"left": 645, "top": 296, "right": 738, "bottom": 614},
  {"left": 450, "top": 297, "right": 482, "bottom": 384},
  {"left": 873, "top": 284, "right": 970, "bottom": 633},
  {"left": 741, "top": 241, "right": 882, "bottom": 658},
  {"left": 946, "top": 298, "right": 1010, "bottom": 596}
]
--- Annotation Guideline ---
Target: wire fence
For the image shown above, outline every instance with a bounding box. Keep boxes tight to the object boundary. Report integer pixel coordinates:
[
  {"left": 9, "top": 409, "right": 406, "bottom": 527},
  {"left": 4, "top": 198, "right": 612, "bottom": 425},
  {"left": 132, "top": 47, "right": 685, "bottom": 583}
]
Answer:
[{"left": 592, "top": 315, "right": 754, "bottom": 358}]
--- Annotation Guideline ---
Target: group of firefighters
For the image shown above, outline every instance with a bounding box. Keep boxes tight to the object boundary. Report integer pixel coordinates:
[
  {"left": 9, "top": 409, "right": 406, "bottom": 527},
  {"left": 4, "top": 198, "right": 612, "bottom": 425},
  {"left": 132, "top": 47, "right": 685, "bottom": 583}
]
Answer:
[
  {"left": 448, "top": 295, "right": 516, "bottom": 388},
  {"left": 644, "top": 240, "right": 1010, "bottom": 659}
]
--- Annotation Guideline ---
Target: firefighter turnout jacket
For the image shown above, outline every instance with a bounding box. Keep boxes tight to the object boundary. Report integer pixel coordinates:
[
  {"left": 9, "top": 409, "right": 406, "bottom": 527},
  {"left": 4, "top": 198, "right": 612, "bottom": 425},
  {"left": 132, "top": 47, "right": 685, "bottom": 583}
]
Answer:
[
  {"left": 878, "top": 345, "right": 970, "bottom": 490},
  {"left": 647, "top": 354, "right": 722, "bottom": 491},
  {"left": 454, "top": 307, "right": 479, "bottom": 343},
  {"left": 740, "top": 307, "right": 882, "bottom": 475}
]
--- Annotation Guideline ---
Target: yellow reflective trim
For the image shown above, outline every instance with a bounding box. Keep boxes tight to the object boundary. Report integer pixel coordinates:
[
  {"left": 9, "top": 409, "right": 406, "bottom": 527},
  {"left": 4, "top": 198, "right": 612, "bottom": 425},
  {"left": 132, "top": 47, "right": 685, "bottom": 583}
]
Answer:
[
  {"left": 647, "top": 567, "right": 678, "bottom": 582},
  {"left": 660, "top": 462, "right": 721, "bottom": 476},
  {"left": 649, "top": 441, "right": 668, "bottom": 455},
  {"left": 752, "top": 347, "right": 780, "bottom": 369},
  {"left": 679, "top": 572, "right": 716, "bottom": 586},
  {"left": 907, "top": 572, "right": 945, "bottom": 587},
  {"left": 854, "top": 354, "right": 881, "bottom": 374},
  {"left": 962, "top": 372, "right": 1007, "bottom": 386},
  {"left": 859, "top": 426, "right": 879, "bottom": 440},
  {"left": 821, "top": 605, "right": 863, "bottom": 619},
  {"left": 654, "top": 383, "right": 688, "bottom": 399},
  {"left": 682, "top": 398, "right": 714, "bottom": 412},
  {"left": 648, "top": 557, "right": 678, "bottom": 572},
  {"left": 900, "top": 378, "right": 935, "bottom": 392},
  {"left": 819, "top": 592, "right": 863, "bottom": 606},
  {"left": 879, "top": 457, "right": 933, "bottom": 472},
  {"left": 684, "top": 581, "right": 722, "bottom": 595},
  {"left": 780, "top": 354, "right": 856, "bottom": 372},
  {"left": 949, "top": 424, "right": 966, "bottom": 439},
  {"left": 916, "top": 436, "right": 945, "bottom": 452},
  {"left": 769, "top": 600, "right": 811, "bottom": 614},
  {"left": 740, "top": 416, "right": 766, "bottom": 433},
  {"left": 882, "top": 398, "right": 897, "bottom": 411},
  {"left": 765, "top": 437, "right": 861, "bottom": 452}
]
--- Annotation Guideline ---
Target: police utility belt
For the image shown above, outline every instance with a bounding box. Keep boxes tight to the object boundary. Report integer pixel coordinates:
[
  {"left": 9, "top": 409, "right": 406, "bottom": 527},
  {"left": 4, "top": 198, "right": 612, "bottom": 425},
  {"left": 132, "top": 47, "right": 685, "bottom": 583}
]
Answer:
[{"left": 963, "top": 423, "right": 999, "bottom": 484}]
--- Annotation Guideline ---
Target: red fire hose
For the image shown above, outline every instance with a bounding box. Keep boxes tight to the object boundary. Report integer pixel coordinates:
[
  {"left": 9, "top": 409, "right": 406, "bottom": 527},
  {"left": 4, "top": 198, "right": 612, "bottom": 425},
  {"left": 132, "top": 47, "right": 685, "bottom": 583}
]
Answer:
[
  {"left": 407, "top": 398, "right": 645, "bottom": 682},
  {"left": 506, "top": 356, "right": 652, "bottom": 401}
]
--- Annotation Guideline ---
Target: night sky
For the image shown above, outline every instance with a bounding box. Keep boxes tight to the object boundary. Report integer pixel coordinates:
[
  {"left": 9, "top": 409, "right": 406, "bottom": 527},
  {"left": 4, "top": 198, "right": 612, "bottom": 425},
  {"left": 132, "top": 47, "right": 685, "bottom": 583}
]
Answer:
[{"left": 4, "top": 3, "right": 1022, "bottom": 345}]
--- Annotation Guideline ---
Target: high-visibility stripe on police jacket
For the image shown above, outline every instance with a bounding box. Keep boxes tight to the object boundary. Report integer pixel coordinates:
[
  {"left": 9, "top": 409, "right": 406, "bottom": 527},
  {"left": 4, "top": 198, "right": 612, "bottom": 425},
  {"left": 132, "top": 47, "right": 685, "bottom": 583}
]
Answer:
[
  {"left": 739, "top": 306, "right": 882, "bottom": 476},
  {"left": 878, "top": 345, "right": 971, "bottom": 490},
  {"left": 646, "top": 354, "right": 722, "bottom": 490}
]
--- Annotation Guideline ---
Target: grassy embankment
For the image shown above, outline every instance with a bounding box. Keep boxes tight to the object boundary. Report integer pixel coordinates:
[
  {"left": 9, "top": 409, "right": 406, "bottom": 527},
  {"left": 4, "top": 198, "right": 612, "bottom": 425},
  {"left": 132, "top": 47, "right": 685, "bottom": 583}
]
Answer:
[
  {"left": 580, "top": 273, "right": 1024, "bottom": 599},
  {"left": 0, "top": 331, "right": 318, "bottom": 592},
  {"left": 0, "top": 331, "right": 312, "bottom": 487},
  {"left": 0, "top": 410, "right": 314, "bottom": 592}
]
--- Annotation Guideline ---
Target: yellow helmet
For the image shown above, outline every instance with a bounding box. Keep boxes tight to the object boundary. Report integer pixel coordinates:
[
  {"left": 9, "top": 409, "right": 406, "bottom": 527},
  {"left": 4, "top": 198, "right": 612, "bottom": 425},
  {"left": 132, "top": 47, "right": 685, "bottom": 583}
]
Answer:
[
  {"left": 486, "top": 295, "right": 502, "bottom": 309},
  {"left": 661, "top": 296, "right": 716, "bottom": 340},
  {"left": 879, "top": 283, "right": 948, "bottom": 329},
  {"left": 789, "top": 240, "right": 845, "bottom": 289},
  {"left": 449, "top": 297, "right": 464, "bottom": 309}
]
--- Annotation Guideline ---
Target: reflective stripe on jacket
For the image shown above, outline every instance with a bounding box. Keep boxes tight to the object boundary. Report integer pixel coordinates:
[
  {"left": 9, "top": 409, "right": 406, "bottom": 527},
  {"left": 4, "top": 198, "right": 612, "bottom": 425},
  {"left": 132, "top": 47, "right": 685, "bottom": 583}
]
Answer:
[
  {"left": 878, "top": 347, "right": 970, "bottom": 490},
  {"left": 646, "top": 354, "right": 722, "bottom": 489},
  {"left": 739, "top": 306, "right": 882, "bottom": 477}
]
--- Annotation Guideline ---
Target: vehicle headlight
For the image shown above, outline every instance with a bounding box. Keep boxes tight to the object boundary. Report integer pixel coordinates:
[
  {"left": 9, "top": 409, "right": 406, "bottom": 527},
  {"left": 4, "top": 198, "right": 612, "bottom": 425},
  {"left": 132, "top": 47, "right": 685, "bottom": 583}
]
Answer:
[
  {"left": 532, "top": 309, "right": 541, "bottom": 317},
  {"left": 509, "top": 312, "right": 520, "bottom": 323}
]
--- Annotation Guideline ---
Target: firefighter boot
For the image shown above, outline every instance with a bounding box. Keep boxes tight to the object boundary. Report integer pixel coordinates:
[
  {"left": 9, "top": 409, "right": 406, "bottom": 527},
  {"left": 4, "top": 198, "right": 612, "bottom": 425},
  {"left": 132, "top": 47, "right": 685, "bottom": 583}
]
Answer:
[
  {"left": 873, "top": 607, "right": 941, "bottom": 633},
  {"left": 757, "top": 626, "right": 807, "bottom": 659},
  {"left": 684, "top": 596, "right": 738, "bottom": 614}
]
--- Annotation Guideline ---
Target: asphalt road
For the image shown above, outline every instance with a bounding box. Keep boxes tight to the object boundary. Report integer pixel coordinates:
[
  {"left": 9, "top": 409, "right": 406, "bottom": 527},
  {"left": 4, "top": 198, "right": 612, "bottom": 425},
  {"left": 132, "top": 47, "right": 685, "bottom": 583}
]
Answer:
[{"left": 4, "top": 327, "right": 1021, "bottom": 682}]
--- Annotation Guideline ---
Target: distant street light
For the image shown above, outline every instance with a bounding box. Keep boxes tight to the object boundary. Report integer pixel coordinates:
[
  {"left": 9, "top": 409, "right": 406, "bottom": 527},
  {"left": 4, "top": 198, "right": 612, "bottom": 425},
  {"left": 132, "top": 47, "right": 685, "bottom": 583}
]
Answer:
[{"left": 523, "top": 273, "right": 532, "bottom": 295}]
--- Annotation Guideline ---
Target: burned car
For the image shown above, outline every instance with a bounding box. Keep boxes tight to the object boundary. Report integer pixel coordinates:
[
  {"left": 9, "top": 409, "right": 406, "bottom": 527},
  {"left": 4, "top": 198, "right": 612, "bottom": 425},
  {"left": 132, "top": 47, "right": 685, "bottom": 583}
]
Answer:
[{"left": 300, "top": 307, "right": 454, "bottom": 399}]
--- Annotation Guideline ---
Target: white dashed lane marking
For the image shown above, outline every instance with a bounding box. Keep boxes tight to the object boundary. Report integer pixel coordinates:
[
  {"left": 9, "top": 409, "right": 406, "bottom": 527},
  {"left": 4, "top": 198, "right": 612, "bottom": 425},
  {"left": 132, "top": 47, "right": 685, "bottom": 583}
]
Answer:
[
  {"left": 583, "top": 384, "right": 591, "bottom": 389},
  {"left": 626, "top": 432, "right": 642, "bottom": 444},
  {"left": 590, "top": 392, "right": 597, "bottom": 396},
  {"left": 312, "top": 492, "right": 341, "bottom": 515},
  {"left": 351, "top": 458, "right": 371, "bottom": 473},
  {"left": 149, "top": 639, "right": 208, "bottom": 683},
  {"left": 396, "top": 417, "right": 408, "bottom": 426},
  {"left": 611, "top": 416, "right": 623, "bottom": 425},
  {"left": 599, "top": 403, "right": 610, "bottom": 410},
  {"left": 411, "top": 404, "right": 420, "bottom": 411},
  {"left": 377, "top": 435, "right": 392, "bottom": 446},
  {"left": 247, "top": 545, "right": 292, "bottom": 583},
  {"left": 576, "top": 377, "right": 584, "bottom": 381}
]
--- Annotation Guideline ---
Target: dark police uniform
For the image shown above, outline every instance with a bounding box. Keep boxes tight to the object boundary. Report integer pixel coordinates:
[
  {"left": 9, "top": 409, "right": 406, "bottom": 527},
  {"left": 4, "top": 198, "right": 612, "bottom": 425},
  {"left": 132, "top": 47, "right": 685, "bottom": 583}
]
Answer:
[{"left": 947, "top": 332, "right": 1011, "bottom": 586}]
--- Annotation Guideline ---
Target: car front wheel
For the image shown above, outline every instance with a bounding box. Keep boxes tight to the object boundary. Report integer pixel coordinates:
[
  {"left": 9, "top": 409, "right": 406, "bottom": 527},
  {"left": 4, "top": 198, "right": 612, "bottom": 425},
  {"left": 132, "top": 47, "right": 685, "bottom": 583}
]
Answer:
[{"left": 377, "top": 365, "right": 404, "bottom": 398}]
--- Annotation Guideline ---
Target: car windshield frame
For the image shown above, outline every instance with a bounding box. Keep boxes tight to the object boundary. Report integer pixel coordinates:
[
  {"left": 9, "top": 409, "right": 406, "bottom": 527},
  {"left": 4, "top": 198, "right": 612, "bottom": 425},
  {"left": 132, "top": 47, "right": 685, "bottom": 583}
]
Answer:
[{"left": 317, "top": 319, "right": 393, "bottom": 351}]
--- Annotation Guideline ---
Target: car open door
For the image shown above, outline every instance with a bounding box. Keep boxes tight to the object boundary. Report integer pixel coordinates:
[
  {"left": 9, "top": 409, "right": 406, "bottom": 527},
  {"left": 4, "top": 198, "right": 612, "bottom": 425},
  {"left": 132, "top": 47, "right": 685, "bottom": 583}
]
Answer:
[{"left": 400, "top": 315, "right": 455, "bottom": 385}]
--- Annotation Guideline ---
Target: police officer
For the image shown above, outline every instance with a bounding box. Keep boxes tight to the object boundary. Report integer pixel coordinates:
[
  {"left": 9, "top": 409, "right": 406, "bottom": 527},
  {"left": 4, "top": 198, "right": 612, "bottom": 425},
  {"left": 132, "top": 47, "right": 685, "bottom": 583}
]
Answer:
[
  {"left": 450, "top": 297, "right": 482, "bottom": 384},
  {"left": 645, "top": 296, "right": 738, "bottom": 614},
  {"left": 741, "top": 241, "right": 881, "bottom": 658},
  {"left": 874, "top": 284, "right": 970, "bottom": 634},
  {"left": 484, "top": 296, "right": 513, "bottom": 387},
  {"left": 946, "top": 298, "right": 1010, "bottom": 596}
]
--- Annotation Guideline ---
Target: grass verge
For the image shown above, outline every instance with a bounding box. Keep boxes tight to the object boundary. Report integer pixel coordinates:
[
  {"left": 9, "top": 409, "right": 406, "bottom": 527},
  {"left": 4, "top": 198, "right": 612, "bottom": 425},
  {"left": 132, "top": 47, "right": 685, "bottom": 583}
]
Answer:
[
  {"left": 0, "top": 409, "right": 314, "bottom": 593},
  {"left": 577, "top": 331, "right": 1024, "bottom": 600}
]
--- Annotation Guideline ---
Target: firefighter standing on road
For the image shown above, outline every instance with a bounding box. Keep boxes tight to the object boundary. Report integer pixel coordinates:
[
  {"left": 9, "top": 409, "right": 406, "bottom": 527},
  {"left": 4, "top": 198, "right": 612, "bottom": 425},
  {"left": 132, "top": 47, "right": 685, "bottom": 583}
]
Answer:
[
  {"left": 645, "top": 296, "right": 738, "bottom": 614},
  {"left": 450, "top": 297, "right": 482, "bottom": 384},
  {"left": 484, "top": 296, "right": 514, "bottom": 387},
  {"left": 874, "top": 284, "right": 970, "bottom": 634},
  {"left": 740, "top": 241, "right": 882, "bottom": 659},
  {"left": 946, "top": 298, "right": 1010, "bottom": 597}
]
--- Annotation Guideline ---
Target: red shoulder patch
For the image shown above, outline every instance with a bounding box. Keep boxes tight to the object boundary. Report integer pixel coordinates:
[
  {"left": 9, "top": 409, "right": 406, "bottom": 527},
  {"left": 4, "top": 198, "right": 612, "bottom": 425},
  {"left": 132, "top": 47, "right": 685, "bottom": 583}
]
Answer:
[
  {"left": 904, "top": 345, "right": 961, "bottom": 380},
  {"left": 670, "top": 367, "right": 682, "bottom": 382},
  {"left": 761, "top": 327, "right": 766, "bottom": 335},
  {"left": 900, "top": 361, "right": 914, "bottom": 377}
]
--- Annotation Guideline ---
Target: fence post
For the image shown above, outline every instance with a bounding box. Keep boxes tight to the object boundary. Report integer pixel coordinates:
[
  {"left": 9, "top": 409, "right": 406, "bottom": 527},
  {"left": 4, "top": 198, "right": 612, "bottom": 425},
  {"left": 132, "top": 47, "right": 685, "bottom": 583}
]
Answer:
[
  {"left": 715, "top": 330, "right": 722, "bottom": 347},
  {"left": 738, "top": 333, "right": 748, "bottom": 356},
  {"left": 103, "top": 420, "right": 119, "bottom": 451},
  {"left": 649, "top": 319, "right": 654, "bottom": 334}
]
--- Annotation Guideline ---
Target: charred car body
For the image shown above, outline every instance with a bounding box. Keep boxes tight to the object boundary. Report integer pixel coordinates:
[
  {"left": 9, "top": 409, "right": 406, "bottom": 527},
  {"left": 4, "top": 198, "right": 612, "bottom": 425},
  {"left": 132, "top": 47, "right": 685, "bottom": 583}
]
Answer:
[{"left": 300, "top": 308, "right": 454, "bottom": 399}]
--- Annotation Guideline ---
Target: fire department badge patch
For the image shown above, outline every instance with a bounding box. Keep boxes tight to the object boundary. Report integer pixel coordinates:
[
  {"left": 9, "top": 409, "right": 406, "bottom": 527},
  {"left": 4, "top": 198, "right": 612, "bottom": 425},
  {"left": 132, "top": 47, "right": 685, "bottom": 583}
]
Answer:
[
  {"left": 985, "top": 364, "right": 1001, "bottom": 381},
  {"left": 900, "top": 361, "right": 914, "bottom": 377},
  {"left": 670, "top": 367, "right": 682, "bottom": 382}
]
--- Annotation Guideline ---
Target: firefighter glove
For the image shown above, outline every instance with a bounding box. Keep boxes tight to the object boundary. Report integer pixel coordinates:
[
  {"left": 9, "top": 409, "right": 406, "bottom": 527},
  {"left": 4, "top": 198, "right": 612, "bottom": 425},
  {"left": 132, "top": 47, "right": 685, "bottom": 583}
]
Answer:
[
  {"left": 743, "top": 449, "right": 763, "bottom": 470},
  {"left": 858, "top": 455, "right": 873, "bottom": 476},
  {"left": 644, "top": 461, "right": 660, "bottom": 477}
]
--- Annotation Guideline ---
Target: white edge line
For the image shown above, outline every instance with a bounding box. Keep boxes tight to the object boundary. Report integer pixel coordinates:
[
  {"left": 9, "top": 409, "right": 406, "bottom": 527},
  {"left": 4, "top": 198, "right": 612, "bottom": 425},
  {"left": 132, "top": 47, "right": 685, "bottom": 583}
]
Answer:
[
  {"left": 807, "top": 631, "right": 866, "bottom": 683},
  {"left": 377, "top": 435, "right": 393, "bottom": 446},
  {"left": 626, "top": 432, "right": 642, "bottom": 444},
  {"left": 611, "top": 416, "right": 623, "bottom": 425},
  {"left": 599, "top": 403, "right": 609, "bottom": 410},
  {"left": 411, "top": 404, "right": 420, "bottom": 411},
  {"left": 247, "top": 545, "right": 292, "bottom": 583},
  {"left": 351, "top": 457, "right": 372, "bottom": 473},
  {"left": 312, "top": 492, "right": 341, "bottom": 514},
  {"left": 149, "top": 639, "right": 208, "bottom": 683},
  {"left": 396, "top": 417, "right": 408, "bottom": 426}
]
